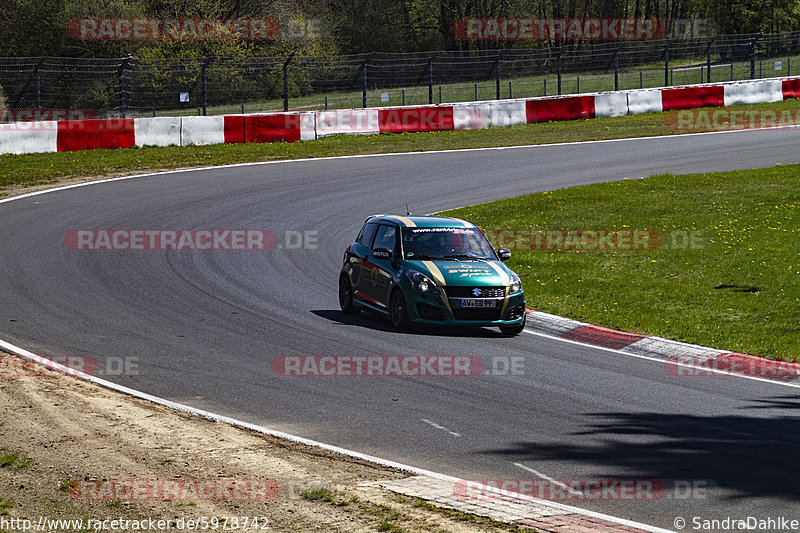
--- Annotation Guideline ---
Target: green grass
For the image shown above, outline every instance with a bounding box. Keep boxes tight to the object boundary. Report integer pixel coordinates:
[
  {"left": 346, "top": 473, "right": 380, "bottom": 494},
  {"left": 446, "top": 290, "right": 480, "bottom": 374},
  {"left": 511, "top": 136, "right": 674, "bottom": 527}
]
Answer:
[
  {"left": 3, "top": 98, "right": 800, "bottom": 196},
  {"left": 0, "top": 499, "right": 12, "bottom": 516},
  {"left": 441, "top": 164, "right": 800, "bottom": 360},
  {"left": 0, "top": 449, "right": 33, "bottom": 470}
]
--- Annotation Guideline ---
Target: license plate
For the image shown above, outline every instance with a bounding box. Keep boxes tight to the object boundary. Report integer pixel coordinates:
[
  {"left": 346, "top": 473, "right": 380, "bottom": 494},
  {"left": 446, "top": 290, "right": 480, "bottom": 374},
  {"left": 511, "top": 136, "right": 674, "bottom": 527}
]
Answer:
[{"left": 457, "top": 298, "right": 497, "bottom": 308}]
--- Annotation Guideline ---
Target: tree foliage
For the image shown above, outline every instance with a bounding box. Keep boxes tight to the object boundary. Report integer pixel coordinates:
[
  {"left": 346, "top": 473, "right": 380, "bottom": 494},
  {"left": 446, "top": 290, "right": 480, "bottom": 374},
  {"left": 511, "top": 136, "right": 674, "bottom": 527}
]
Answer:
[{"left": 0, "top": 0, "right": 798, "bottom": 57}]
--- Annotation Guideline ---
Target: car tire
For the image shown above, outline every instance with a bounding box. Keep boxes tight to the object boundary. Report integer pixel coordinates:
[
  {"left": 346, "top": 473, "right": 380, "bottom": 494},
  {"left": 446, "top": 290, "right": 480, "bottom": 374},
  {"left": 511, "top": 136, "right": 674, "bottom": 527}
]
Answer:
[
  {"left": 390, "top": 289, "right": 409, "bottom": 330},
  {"left": 499, "top": 312, "right": 526, "bottom": 336},
  {"left": 339, "top": 274, "right": 360, "bottom": 315}
]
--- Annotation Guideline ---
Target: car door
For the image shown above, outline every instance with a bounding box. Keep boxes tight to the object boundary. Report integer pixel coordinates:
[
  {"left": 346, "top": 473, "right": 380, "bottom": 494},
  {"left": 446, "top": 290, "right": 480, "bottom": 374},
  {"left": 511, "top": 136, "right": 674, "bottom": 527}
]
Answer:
[
  {"left": 361, "top": 224, "right": 398, "bottom": 308},
  {"left": 349, "top": 222, "right": 378, "bottom": 302}
]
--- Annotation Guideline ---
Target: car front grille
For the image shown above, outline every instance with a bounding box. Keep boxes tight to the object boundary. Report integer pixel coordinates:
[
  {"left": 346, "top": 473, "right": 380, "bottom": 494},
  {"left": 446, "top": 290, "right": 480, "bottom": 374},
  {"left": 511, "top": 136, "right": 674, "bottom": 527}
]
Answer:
[
  {"left": 446, "top": 286, "right": 506, "bottom": 298},
  {"left": 451, "top": 308, "right": 503, "bottom": 321}
]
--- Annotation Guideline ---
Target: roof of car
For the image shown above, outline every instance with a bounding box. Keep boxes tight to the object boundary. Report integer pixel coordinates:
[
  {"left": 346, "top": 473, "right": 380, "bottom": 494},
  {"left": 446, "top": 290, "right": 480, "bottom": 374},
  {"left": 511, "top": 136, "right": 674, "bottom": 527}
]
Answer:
[{"left": 367, "top": 215, "right": 476, "bottom": 229}]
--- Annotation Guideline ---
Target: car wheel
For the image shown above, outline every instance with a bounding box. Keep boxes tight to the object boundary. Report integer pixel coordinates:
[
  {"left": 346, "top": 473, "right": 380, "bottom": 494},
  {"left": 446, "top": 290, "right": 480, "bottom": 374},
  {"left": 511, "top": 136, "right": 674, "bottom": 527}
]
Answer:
[
  {"left": 339, "top": 274, "right": 360, "bottom": 315},
  {"left": 390, "top": 290, "right": 409, "bottom": 330},
  {"left": 499, "top": 312, "right": 526, "bottom": 336}
]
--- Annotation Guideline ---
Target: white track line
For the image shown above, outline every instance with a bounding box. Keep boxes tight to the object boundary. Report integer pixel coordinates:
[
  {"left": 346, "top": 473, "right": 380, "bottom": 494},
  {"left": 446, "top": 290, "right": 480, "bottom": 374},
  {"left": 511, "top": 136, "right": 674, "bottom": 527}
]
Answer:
[
  {"left": 0, "top": 337, "right": 672, "bottom": 532},
  {"left": 522, "top": 329, "right": 800, "bottom": 389},
  {"left": 2, "top": 126, "right": 797, "bottom": 207},
  {"left": 514, "top": 462, "right": 584, "bottom": 497},
  {"left": 0, "top": 129, "right": 787, "bottom": 532}
]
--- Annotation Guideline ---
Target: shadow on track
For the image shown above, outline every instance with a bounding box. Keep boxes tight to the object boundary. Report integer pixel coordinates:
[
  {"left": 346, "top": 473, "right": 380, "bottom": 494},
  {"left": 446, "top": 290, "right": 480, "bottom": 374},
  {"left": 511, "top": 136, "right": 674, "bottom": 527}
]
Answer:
[
  {"left": 311, "top": 309, "right": 507, "bottom": 338},
  {"left": 477, "top": 406, "right": 800, "bottom": 500}
]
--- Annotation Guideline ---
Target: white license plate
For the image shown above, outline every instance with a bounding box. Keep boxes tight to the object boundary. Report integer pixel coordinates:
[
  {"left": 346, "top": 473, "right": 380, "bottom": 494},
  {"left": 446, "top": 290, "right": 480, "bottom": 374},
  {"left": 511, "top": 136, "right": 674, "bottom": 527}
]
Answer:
[{"left": 458, "top": 298, "right": 497, "bottom": 308}]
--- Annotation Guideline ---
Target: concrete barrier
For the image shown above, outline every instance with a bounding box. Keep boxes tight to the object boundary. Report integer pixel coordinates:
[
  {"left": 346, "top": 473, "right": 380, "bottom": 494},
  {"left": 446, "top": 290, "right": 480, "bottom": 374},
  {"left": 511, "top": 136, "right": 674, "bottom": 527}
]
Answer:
[
  {"left": 594, "top": 92, "right": 628, "bottom": 118},
  {"left": 626, "top": 89, "right": 663, "bottom": 114},
  {"left": 57, "top": 119, "right": 135, "bottom": 152},
  {"left": 453, "top": 101, "right": 526, "bottom": 130},
  {"left": 0, "top": 122, "right": 58, "bottom": 154},
  {"left": 316, "top": 109, "right": 379, "bottom": 138},
  {"left": 180, "top": 116, "right": 225, "bottom": 146},
  {"left": 134, "top": 117, "right": 181, "bottom": 147},
  {"left": 661, "top": 85, "right": 724, "bottom": 111},
  {"left": 378, "top": 106, "right": 455, "bottom": 133},
  {"left": 723, "top": 80, "right": 783, "bottom": 106}
]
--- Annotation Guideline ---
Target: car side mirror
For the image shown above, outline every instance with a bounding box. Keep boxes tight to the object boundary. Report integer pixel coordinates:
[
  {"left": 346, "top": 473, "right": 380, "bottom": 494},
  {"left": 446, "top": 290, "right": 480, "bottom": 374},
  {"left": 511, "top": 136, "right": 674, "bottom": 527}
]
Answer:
[
  {"left": 497, "top": 247, "right": 511, "bottom": 261},
  {"left": 372, "top": 248, "right": 393, "bottom": 259}
]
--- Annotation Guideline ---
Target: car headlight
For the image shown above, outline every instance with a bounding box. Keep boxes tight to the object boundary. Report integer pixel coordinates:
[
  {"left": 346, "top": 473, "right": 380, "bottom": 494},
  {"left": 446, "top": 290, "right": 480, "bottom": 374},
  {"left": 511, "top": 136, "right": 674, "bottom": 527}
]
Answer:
[
  {"left": 509, "top": 272, "right": 522, "bottom": 294},
  {"left": 406, "top": 270, "right": 440, "bottom": 294}
]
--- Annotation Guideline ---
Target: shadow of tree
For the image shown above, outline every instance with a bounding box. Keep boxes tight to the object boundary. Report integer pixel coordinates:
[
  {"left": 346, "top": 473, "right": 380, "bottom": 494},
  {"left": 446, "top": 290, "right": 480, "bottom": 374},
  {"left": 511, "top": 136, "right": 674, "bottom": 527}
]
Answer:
[{"left": 480, "top": 406, "right": 800, "bottom": 501}]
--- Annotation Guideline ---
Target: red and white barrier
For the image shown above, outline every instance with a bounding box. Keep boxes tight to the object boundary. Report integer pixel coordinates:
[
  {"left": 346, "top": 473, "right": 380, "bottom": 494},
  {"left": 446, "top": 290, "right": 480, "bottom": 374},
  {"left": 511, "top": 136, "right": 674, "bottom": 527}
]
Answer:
[
  {"left": 661, "top": 85, "right": 724, "bottom": 111},
  {"left": 378, "top": 106, "right": 455, "bottom": 133},
  {"left": 134, "top": 117, "right": 181, "bottom": 147},
  {"left": 315, "top": 109, "right": 379, "bottom": 138},
  {"left": 594, "top": 92, "right": 629, "bottom": 118},
  {"left": 626, "top": 89, "right": 662, "bottom": 114},
  {"left": 180, "top": 116, "right": 225, "bottom": 146},
  {"left": 782, "top": 77, "right": 800, "bottom": 100},
  {"left": 526, "top": 95, "right": 595, "bottom": 123},
  {"left": 453, "top": 101, "right": 526, "bottom": 130},
  {"left": 0, "top": 122, "right": 58, "bottom": 154},
  {"left": 57, "top": 119, "right": 135, "bottom": 152},
  {"left": 723, "top": 79, "right": 783, "bottom": 107},
  {"left": 2, "top": 76, "right": 800, "bottom": 156}
]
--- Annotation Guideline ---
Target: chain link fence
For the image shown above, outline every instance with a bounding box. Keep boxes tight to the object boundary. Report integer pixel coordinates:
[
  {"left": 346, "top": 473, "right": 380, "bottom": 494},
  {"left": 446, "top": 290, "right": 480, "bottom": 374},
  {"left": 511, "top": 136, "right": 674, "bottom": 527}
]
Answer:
[{"left": 1, "top": 30, "right": 799, "bottom": 120}]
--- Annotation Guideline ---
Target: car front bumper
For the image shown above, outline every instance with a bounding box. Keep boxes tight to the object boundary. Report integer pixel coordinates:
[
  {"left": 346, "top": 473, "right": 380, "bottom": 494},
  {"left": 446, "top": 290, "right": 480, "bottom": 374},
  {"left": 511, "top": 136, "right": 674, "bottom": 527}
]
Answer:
[{"left": 404, "top": 290, "right": 526, "bottom": 327}]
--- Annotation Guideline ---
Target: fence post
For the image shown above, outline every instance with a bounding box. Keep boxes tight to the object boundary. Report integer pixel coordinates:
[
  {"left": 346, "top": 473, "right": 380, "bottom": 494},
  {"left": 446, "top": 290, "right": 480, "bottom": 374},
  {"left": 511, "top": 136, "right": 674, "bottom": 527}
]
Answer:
[
  {"left": 640, "top": 71, "right": 643, "bottom": 88},
  {"left": 427, "top": 53, "right": 436, "bottom": 105},
  {"left": 438, "top": 85, "right": 442, "bottom": 103},
  {"left": 577, "top": 76, "right": 580, "bottom": 93},
  {"left": 402, "top": 88, "right": 405, "bottom": 106},
  {"left": 363, "top": 59, "right": 368, "bottom": 108},
  {"left": 557, "top": 53, "right": 562, "bottom": 95},
  {"left": 495, "top": 52, "right": 502, "bottom": 100},
  {"left": 34, "top": 58, "right": 44, "bottom": 111},
  {"left": 706, "top": 36, "right": 717, "bottom": 83},
  {"left": 750, "top": 33, "right": 761, "bottom": 79},
  {"left": 283, "top": 53, "right": 294, "bottom": 112},
  {"left": 664, "top": 41, "right": 670, "bottom": 86},
  {"left": 614, "top": 47, "right": 620, "bottom": 91},
  {"left": 508, "top": 80, "right": 512, "bottom": 98},
  {"left": 201, "top": 60, "right": 208, "bottom": 116},
  {"left": 118, "top": 56, "right": 131, "bottom": 118},
  {"left": 544, "top": 78, "right": 547, "bottom": 96}
]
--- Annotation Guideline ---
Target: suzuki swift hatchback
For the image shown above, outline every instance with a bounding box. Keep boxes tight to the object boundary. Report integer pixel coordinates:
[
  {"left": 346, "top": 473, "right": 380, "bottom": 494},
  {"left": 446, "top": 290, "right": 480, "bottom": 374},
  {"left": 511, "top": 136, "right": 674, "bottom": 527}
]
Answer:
[{"left": 338, "top": 215, "right": 526, "bottom": 334}]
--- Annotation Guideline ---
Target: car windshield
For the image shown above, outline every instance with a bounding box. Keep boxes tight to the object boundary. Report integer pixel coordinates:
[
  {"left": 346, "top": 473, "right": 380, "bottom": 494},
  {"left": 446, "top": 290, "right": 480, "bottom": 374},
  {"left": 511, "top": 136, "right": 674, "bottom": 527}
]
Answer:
[{"left": 401, "top": 227, "right": 497, "bottom": 260}]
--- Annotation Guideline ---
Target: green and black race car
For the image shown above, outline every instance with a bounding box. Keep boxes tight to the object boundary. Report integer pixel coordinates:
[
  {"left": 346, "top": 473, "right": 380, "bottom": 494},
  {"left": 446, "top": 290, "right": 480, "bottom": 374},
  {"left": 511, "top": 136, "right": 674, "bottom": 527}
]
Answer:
[{"left": 338, "top": 214, "right": 527, "bottom": 335}]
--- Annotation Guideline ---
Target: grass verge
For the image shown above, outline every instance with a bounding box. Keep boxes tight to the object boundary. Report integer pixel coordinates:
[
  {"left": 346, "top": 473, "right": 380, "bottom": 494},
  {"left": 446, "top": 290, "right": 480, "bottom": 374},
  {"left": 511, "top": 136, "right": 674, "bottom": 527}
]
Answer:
[
  {"left": 441, "top": 164, "right": 800, "bottom": 359},
  {"left": 2, "top": 98, "right": 800, "bottom": 197}
]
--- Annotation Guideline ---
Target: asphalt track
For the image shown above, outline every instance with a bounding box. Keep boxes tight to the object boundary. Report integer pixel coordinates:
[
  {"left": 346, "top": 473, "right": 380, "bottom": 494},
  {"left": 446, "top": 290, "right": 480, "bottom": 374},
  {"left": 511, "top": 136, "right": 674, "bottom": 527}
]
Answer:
[{"left": 2, "top": 129, "right": 800, "bottom": 530}]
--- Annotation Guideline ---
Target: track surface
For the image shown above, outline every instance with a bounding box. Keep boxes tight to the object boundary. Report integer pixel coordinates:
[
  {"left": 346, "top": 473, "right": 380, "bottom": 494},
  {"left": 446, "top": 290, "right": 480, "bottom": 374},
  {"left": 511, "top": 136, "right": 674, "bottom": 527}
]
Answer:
[{"left": 2, "top": 130, "right": 800, "bottom": 529}]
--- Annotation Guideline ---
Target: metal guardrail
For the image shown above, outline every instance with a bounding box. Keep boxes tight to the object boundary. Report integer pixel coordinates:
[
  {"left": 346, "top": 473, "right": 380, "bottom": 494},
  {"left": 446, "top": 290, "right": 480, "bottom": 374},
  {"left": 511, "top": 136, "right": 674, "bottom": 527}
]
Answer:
[{"left": 0, "top": 30, "right": 799, "bottom": 119}]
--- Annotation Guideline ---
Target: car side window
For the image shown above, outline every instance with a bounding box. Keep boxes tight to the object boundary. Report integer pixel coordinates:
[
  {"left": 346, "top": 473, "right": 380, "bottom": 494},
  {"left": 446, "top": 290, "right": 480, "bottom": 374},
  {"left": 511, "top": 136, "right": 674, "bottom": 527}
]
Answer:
[
  {"left": 358, "top": 223, "right": 378, "bottom": 247},
  {"left": 372, "top": 225, "right": 397, "bottom": 254}
]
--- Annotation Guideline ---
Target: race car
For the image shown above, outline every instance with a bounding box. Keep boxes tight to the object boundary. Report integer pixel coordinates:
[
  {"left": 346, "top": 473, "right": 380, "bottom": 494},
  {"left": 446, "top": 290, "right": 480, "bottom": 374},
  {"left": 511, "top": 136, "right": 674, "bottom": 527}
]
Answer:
[{"left": 338, "top": 214, "right": 527, "bottom": 334}]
